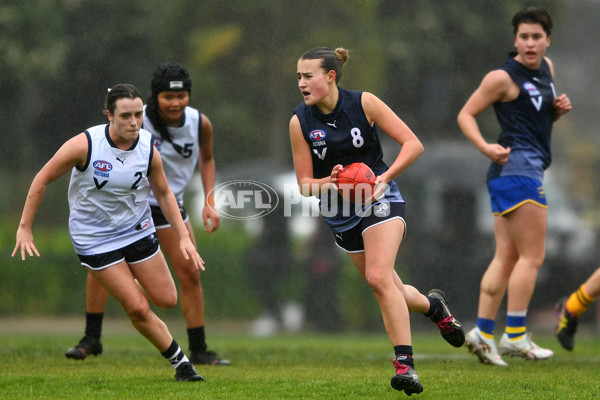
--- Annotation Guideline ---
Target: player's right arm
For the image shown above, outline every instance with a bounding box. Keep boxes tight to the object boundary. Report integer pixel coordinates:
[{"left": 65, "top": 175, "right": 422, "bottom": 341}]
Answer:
[
  {"left": 289, "top": 115, "right": 341, "bottom": 197},
  {"left": 148, "top": 149, "right": 204, "bottom": 271},
  {"left": 457, "top": 70, "right": 514, "bottom": 165},
  {"left": 198, "top": 114, "right": 220, "bottom": 233},
  {"left": 13, "top": 133, "right": 88, "bottom": 260}
]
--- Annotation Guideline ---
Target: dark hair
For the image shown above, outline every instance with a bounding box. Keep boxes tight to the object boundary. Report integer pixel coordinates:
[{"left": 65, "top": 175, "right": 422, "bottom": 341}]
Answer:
[
  {"left": 300, "top": 47, "right": 349, "bottom": 84},
  {"left": 150, "top": 62, "right": 192, "bottom": 97},
  {"left": 512, "top": 7, "right": 553, "bottom": 36},
  {"left": 104, "top": 83, "right": 144, "bottom": 115},
  {"left": 146, "top": 62, "right": 192, "bottom": 143}
]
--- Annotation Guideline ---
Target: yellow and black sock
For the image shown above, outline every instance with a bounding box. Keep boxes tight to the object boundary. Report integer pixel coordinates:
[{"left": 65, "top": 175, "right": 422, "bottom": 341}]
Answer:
[{"left": 566, "top": 284, "right": 595, "bottom": 317}]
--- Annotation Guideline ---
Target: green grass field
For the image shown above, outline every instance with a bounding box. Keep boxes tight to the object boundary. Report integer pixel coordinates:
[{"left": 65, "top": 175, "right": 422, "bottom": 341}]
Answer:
[{"left": 1, "top": 319, "right": 600, "bottom": 399}]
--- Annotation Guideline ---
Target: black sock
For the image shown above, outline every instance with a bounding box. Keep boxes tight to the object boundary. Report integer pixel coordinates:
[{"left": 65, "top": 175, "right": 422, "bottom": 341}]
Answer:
[
  {"left": 424, "top": 296, "right": 442, "bottom": 322},
  {"left": 187, "top": 326, "right": 207, "bottom": 352},
  {"left": 161, "top": 339, "right": 189, "bottom": 369},
  {"left": 394, "top": 345, "right": 414, "bottom": 368},
  {"left": 84, "top": 312, "right": 104, "bottom": 339}
]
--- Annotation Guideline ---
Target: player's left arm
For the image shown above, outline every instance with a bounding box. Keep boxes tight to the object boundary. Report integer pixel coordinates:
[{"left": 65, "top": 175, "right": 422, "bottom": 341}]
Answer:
[
  {"left": 198, "top": 114, "right": 219, "bottom": 233},
  {"left": 546, "top": 57, "right": 572, "bottom": 121},
  {"left": 149, "top": 148, "right": 205, "bottom": 270},
  {"left": 361, "top": 92, "right": 424, "bottom": 185}
]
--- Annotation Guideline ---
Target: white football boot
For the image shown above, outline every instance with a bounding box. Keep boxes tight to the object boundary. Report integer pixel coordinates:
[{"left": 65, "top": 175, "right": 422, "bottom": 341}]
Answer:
[
  {"left": 499, "top": 332, "right": 554, "bottom": 360},
  {"left": 465, "top": 327, "right": 508, "bottom": 366}
]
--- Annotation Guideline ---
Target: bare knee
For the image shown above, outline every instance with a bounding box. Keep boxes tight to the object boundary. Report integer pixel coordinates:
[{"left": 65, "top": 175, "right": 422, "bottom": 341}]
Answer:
[
  {"left": 528, "top": 254, "right": 545, "bottom": 271},
  {"left": 175, "top": 264, "right": 201, "bottom": 291},
  {"left": 124, "top": 301, "right": 153, "bottom": 323},
  {"left": 152, "top": 290, "right": 178, "bottom": 308},
  {"left": 365, "top": 268, "right": 390, "bottom": 298},
  {"left": 480, "top": 279, "right": 505, "bottom": 298},
  {"left": 480, "top": 268, "right": 509, "bottom": 298}
]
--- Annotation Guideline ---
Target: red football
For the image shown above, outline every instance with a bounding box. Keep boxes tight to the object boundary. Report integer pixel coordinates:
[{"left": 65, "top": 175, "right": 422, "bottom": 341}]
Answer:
[{"left": 336, "top": 162, "right": 376, "bottom": 203}]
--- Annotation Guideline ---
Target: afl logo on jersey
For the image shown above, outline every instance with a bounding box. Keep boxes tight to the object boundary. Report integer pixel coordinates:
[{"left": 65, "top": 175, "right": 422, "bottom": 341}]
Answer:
[
  {"left": 524, "top": 81, "right": 543, "bottom": 111},
  {"left": 523, "top": 81, "right": 540, "bottom": 96},
  {"left": 309, "top": 130, "right": 326, "bottom": 141},
  {"left": 93, "top": 160, "right": 113, "bottom": 172},
  {"left": 153, "top": 138, "right": 163, "bottom": 151}
]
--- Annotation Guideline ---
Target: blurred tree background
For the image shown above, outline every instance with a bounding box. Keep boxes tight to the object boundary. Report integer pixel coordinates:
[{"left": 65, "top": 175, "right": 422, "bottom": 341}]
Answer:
[{"left": 3, "top": 0, "right": 600, "bottom": 332}]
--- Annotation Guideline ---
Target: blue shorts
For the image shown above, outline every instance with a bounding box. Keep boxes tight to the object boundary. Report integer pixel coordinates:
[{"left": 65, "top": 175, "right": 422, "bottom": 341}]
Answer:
[
  {"left": 333, "top": 202, "right": 406, "bottom": 253},
  {"left": 487, "top": 175, "right": 547, "bottom": 216},
  {"left": 77, "top": 233, "right": 160, "bottom": 270},
  {"left": 150, "top": 204, "right": 189, "bottom": 229}
]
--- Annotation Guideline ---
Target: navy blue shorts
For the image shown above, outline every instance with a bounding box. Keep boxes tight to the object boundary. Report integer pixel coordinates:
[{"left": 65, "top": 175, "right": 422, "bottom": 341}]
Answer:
[
  {"left": 333, "top": 202, "right": 406, "bottom": 253},
  {"left": 150, "top": 204, "right": 189, "bottom": 229},
  {"left": 77, "top": 233, "right": 160, "bottom": 270},
  {"left": 487, "top": 175, "right": 547, "bottom": 215}
]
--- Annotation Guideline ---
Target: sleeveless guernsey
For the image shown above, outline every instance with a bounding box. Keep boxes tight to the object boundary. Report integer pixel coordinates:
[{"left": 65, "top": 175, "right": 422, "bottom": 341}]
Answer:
[
  {"left": 293, "top": 87, "right": 403, "bottom": 233},
  {"left": 488, "top": 53, "right": 556, "bottom": 182},
  {"left": 144, "top": 106, "right": 202, "bottom": 207},
  {"left": 68, "top": 124, "right": 155, "bottom": 254}
]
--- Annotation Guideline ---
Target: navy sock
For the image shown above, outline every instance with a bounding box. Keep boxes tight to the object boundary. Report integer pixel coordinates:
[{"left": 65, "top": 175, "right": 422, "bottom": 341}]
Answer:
[
  {"left": 424, "top": 296, "right": 442, "bottom": 322},
  {"left": 84, "top": 312, "right": 104, "bottom": 339},
  {"left": 394, "top": 345, "right": 414, "bottom": 368},
  {"left": 187, "top": 326, "right": 207, "bottom": 352}
]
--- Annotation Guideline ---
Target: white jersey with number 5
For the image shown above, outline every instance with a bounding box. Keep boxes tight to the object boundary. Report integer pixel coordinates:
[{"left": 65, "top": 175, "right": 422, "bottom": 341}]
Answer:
[
  {"left": 144, "top": 106, "right": 201, "bottom": 207},
  {"left": 68, "top": 124, "right": 155, "bottom": 255}
]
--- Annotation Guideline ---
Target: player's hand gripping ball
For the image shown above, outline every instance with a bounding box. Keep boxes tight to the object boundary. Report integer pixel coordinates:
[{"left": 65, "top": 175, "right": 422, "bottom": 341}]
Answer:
[{"left": 336, "top": 162, "right": 376, "bottom": 204}]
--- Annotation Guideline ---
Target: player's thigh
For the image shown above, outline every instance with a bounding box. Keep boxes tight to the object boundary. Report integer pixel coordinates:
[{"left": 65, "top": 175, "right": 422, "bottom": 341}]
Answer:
[
  {"left": 89, "top": 261, "right": 148, "bottom": 311},
  {"left": 156, "top": 222, "right": 199, "bottom": 281},
  {"left": 493, "top": 215, "right": 519, "bottom": 264},
  {"left": 362, "top": 218, "right": 404, "bottom": 273},
  {"left": 130, "top": 250, "right": 178, "bottom": 306},
  {"left": 348, "top": 252, "right": 366, "bottom": 278},
  {"left": 505, "top": 203, "right": 547, "bottom": 260}
]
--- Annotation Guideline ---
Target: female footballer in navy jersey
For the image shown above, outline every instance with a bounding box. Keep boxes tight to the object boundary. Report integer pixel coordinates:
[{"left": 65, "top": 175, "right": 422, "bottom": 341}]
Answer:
[
  {"left": 13, "top": 84, "right": 205, "bottom": 382},
  {"left": 65, "top": 63, "right": 229, "bottom": 366},
  {"left": 289, "top": 47, "right": 465, "bottom": 395},
  {"left": 458, "top": 7, "right": 572, "bottom": 366}
]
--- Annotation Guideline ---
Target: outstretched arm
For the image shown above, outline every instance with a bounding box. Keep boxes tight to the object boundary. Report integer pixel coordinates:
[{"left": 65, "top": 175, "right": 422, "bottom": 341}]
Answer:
[
  {"left": 149, "top": 149, "right": 205, "bottom": 270},
  {"left": 13, "top": 133, "right": 88, "bottom": 260}
]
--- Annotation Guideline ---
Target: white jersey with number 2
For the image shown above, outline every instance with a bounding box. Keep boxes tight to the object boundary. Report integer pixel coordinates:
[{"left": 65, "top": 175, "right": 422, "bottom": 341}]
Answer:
[{"left": 68, "top": 124, "right": 156, "bottom": 255}]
